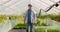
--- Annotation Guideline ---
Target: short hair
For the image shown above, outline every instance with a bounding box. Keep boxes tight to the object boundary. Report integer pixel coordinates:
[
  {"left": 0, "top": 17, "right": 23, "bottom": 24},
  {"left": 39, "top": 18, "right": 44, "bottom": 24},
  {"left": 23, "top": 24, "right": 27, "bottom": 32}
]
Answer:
[{"left": 28, "top": 4, "right": 32, "bottom": 7}]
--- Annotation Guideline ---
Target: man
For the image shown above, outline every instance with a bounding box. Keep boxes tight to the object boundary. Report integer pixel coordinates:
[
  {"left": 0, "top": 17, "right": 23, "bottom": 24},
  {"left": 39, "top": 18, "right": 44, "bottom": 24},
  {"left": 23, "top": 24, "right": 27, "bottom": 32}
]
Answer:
[{"left": 24, "top": 4, "right": 36, "bottom": 32}]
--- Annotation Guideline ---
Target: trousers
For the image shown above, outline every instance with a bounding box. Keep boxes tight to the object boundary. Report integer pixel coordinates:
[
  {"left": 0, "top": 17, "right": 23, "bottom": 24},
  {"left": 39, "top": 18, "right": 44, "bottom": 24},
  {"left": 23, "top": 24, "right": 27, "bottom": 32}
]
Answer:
[{"left": 26, "top": 23, "right": 33, "bottom": 32}]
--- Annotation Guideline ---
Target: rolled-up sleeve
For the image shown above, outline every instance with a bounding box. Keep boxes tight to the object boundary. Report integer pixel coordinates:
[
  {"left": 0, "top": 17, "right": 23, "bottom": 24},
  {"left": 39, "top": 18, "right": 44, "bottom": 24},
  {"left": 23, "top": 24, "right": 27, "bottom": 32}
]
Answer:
[{"left": 33, "top": 12, "right": 37, "bottom": 21}]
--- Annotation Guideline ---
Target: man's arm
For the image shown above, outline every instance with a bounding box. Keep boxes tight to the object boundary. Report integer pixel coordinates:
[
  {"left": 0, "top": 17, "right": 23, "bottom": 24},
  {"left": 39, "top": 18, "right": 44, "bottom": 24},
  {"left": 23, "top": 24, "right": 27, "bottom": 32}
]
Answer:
[
  {"left": 24, "top": 11, "right": 27, "bottom": 24},
  {"left": 33, "top": 11, "right": 37, "bottom": 23},
  {"left": 33, "top": 11, "right": 37, "bottom": 20}
]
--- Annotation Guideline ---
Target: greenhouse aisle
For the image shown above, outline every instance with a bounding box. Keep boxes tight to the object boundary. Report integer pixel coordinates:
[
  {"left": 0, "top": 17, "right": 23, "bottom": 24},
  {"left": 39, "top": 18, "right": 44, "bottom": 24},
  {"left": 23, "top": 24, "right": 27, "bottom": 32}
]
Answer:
[
  {"left": 9, "top": 29, "right": 35, "bottom": 32},
  {"left": 9, "top": 29, "right": 26, "bottom": 32}
]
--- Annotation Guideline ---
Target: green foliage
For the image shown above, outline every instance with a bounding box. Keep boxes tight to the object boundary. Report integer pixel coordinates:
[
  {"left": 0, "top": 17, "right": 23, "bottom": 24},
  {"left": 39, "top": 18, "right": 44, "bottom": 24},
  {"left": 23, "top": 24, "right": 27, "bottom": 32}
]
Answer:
[
  {"left": 37, "top": 15, "right": 47, "bottom": 19},
  {"left": 0, "top": 15, "right": 7, "bottom": 23},
  {"left": 35, "top": 28, "right": 59, "bottom": 32},
  {"left": 47, "top": 29, "right": 59, "bottom": 32},
  {"left": 37, "top": 13, "right": 60, "bottom": 20},
  {"left": 35, "top": 28, "right": 45, "bottom": 32},
  {"left": 10, "top": 16, "right": 18, "bottom": 20},
  {"left": 40, "top": 23, "right": 47, "bottom": 26},
  {"left": 14, "top": 24, "right": 26, "bottom": 29}
]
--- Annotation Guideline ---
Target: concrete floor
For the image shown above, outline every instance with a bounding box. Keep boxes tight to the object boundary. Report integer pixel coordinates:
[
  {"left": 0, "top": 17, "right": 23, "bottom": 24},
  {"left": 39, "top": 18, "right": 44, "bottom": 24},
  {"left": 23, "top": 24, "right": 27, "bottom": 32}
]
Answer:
[
  {"left": 9, "top": 29, "right": 26, "bottom": 32},
  {"left": 9, "top": 29, "right": 35, "bottom": 32}
]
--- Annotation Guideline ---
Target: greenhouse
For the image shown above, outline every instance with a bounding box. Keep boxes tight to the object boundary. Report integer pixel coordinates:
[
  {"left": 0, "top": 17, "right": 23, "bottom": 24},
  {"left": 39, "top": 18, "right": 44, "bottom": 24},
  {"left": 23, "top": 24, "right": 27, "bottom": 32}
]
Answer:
[{"left": 0, "top": 0, "right": 60, "bottom": 32}]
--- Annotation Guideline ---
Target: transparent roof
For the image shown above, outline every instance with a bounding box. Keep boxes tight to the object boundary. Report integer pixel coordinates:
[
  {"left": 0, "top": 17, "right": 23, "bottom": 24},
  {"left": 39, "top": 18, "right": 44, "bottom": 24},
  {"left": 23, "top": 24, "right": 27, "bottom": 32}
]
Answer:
[{"left": 0, "top": 0, "right": 60, "bottom": 15}]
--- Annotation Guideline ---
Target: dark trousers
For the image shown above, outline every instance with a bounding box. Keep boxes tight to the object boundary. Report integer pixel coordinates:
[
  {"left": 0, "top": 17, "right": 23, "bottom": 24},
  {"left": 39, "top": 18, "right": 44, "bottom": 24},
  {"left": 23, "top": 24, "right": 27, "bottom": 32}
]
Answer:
[{"left": 26, "top": 23, "right": 33, "bottom": 32}]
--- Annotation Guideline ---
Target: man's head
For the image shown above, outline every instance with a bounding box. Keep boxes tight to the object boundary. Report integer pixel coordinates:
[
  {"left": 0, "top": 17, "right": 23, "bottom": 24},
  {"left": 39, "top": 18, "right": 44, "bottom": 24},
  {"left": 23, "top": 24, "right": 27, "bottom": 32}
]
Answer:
[{"left": 28, "top": 4, "right": 32, "bottom": 10}]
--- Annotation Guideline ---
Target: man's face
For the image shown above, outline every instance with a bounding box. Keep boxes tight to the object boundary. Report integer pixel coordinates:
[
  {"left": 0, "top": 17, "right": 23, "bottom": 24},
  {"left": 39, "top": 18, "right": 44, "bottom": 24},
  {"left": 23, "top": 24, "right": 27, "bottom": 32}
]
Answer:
[{"left": 28, "top": 6, "right": 32, "bottom": 10}]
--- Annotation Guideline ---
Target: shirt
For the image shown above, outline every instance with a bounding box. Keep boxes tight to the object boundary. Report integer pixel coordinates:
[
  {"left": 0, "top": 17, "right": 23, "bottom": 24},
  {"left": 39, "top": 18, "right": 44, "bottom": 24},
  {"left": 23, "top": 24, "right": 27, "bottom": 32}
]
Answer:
[{"left": 27, "top": 9, "right": 31, "bottom": 23}]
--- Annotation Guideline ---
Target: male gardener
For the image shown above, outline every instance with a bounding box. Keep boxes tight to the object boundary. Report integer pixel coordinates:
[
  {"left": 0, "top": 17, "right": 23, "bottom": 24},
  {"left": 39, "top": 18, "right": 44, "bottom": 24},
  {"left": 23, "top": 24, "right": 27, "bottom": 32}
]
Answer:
[{"left": 24, "top": 4, "right": 36, "bottom": 32}]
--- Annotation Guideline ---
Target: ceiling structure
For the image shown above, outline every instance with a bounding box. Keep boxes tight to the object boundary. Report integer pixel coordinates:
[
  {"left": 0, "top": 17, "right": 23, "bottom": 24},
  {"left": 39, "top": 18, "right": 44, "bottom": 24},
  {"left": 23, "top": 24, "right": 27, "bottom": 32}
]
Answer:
[{"left": 0, "top": 0, "right": 60, "bottom": 15}]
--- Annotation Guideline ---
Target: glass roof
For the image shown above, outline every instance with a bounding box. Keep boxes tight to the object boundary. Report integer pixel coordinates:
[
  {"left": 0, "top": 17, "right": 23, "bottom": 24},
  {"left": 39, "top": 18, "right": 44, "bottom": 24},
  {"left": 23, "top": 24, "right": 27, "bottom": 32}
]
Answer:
[{"left": 0, "top": 0, "right": 60, "bottom": 15}]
